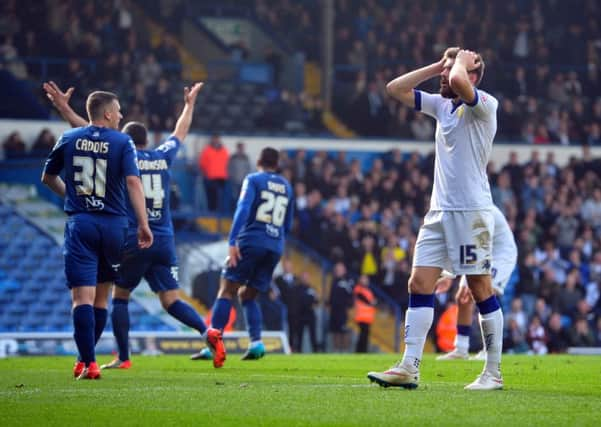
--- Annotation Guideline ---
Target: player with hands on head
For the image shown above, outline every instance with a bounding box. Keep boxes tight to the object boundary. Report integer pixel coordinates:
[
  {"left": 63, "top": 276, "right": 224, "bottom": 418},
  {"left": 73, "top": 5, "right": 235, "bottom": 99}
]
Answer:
[{"left": 367, "top": 47, "right": 503, "bottom": 390}]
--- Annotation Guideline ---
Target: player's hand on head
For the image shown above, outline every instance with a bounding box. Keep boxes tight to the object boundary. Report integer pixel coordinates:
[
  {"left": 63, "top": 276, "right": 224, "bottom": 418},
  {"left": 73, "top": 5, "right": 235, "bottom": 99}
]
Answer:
[
  {"left": 456, "top": 50, "right": 479, "bottom": 71},
  {"left": 184, "top": 82, "right": 204, "bottom": 105},
  {"left": 228, "top": 245, "right": 242, "bottom": 267},
  {"left": 137, "top": 224, "right": 153, "bottom": 249},
  {"left": 43, "top": 81, "right": 74, "bottom": 109}
]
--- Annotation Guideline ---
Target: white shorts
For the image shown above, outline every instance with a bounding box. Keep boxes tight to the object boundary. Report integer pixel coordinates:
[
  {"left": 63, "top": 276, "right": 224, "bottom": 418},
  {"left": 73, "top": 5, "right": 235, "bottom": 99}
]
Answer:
[{"left": 414, "top": 209, "right": 494, "bottom": 276}]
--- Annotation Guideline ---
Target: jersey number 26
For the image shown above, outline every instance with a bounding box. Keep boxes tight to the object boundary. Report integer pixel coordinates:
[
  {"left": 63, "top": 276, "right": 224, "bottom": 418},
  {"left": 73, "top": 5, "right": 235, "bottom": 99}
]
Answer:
[{"left": 256, "top": 191, "right": 288, "bottom": 227}]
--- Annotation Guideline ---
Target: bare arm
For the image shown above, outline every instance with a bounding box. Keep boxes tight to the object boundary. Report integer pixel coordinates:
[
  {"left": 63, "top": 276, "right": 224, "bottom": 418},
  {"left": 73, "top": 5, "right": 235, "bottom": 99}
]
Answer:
[
  {"left": 126, "top": 176, "right": 153, "bottom": 249},
  {"left": 172, "top": 82, "right": 204, "bottom": 142},
  {"left": 386, "top": 59, "right": 445, "bottom": 107},
  {"left": 449, "top": 50, "right": 478, "bottom": 104},
  {"left": 43, "top": 81, "right": 88, "bottom": 128},
  {"left": 41, "top": 173, "right": 66, "bottom": 198}
]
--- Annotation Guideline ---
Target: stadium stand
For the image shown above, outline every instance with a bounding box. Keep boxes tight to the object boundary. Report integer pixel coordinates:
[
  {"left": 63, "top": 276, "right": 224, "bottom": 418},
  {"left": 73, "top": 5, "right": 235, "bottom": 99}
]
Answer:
[
  {"left": 0, "top": 187, "right": 176, "bottom": 333},
  {"left": 1, "top": 0, "right": 601, "bottom": 355}
]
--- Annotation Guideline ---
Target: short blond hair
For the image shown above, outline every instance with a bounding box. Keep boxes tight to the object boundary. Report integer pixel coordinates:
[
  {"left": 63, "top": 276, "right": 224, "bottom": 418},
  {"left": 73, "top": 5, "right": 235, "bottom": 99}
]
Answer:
[{"left": 443, "top": 47, "right": 485, "bottom": 86}]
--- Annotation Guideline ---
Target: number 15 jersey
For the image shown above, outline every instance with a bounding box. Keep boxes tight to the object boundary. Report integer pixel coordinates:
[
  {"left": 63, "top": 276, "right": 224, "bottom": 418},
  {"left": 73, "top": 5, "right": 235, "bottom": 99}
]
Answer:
[
  {"left": 43, "top": 125, "right": 139, "bottom": 217},
  {"left": 229, "top": 171, "right": 294, "bottom": 255}
]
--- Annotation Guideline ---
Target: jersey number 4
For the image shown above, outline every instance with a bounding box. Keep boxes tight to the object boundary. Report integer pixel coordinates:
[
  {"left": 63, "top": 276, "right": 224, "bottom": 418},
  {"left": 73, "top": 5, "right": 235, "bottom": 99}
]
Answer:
[
  {"left": 141, "top": 174, "right": 165, "bottom": 208},
  {"left": 256, "top": 191, "right": 288, "bottom": 226},
  {"left": 73, "top": 156, "right": 106, "bottom": 197}
]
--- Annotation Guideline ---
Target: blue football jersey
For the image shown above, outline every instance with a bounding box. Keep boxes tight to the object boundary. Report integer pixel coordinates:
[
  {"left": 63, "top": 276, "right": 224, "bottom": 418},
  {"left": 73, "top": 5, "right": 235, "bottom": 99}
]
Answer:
[
  {"left": 229, "top": 171, "right": 294, "bottom": 254},
  {"left": 127, "top": 135, "right": 181, "bottom": 236},
  {"left": 43, "top": 126, "right": 139, "bottom": 217}
]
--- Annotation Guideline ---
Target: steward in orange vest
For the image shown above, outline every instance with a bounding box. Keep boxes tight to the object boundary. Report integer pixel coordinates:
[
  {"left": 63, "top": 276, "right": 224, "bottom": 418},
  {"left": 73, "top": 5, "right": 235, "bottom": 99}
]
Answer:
[{"left": 354, "top": 274, "right": 377, "bottom": 353}]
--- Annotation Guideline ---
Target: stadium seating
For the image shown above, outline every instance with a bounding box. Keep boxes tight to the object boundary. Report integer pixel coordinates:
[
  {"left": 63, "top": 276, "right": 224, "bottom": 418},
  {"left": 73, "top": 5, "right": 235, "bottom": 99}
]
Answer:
[{"left": 0, "top": 200, "right": 175, "bottom": 333}]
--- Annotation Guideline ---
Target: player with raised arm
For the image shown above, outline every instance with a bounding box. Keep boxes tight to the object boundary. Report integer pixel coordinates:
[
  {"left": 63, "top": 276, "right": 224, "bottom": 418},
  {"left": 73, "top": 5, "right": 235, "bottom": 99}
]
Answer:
[
  {"left": 44, "top": 81, "right": 210, "bottom": 369},
  {"left": 367, "top": 47, "right": 504, "bottom": 390},
  {"left": 436, "top": 205, "right": 517, "bottom": 360},
  {"left": 41, "top": 90, "right": 152, "bottom": 379},
  {"left": 203, "top": 147, "right": 293, "bottom": 368}
]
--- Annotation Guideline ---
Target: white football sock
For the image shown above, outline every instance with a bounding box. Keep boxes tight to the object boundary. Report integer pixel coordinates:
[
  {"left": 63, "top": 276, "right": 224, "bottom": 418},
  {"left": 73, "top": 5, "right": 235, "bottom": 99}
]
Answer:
[
  {"left": 401, "top": 307, "right": 434, "bottom": 370},
  {"left": 479, "top": 309, "right": 503, "bottom": 374},
  {"left": 455, "top": 333, "right": 470, "bottom": 355}
]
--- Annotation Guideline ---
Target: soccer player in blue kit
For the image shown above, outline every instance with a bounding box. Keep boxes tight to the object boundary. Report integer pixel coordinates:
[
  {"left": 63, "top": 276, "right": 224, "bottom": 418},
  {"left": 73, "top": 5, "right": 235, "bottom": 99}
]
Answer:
[
  {"left": 44, "top": 81, "right": 209, "bottom": 369},
  {"left": 41, "top": 90, "right": 153, "bottom": 379},
  {"left": 204, "top": 147, "right": 293, "bottom": 368}
]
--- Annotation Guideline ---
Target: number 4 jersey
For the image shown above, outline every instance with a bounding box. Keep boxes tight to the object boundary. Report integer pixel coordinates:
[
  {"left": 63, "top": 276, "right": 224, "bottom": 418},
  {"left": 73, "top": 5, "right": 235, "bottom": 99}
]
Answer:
[
  {"left": 128, "top": 135, "right": 181, "bottom": 236},
  {"left": 229, "top": 171, "right": 294, "bottom": 255},
  {"left": 43, "top": 125, "right": 139, "bottom": 217}
]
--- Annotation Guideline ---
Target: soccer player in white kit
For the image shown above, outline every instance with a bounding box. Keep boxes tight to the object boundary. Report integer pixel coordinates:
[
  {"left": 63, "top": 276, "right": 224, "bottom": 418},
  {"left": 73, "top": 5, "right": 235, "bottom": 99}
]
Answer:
[
  {"left": 436, "top": 205, "right": 517, "bottom": 360},
  {"left": 367, "top": 47, "right": 504, "bottom": 390}
]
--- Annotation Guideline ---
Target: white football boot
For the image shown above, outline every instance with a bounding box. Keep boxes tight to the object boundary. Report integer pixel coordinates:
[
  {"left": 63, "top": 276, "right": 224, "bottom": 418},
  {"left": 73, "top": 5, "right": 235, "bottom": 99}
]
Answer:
[
  {"left": 464, "top": 370, "right": 504, "bottom": 390},
  {"left": 367, "top": 361, "right": 420, "bottom": 389},
  {"left": 436, "top": 349, "right": 469, "bottom": 360},
  {"left": 468, "top": 350, "right": 487, "bottom": 361}
]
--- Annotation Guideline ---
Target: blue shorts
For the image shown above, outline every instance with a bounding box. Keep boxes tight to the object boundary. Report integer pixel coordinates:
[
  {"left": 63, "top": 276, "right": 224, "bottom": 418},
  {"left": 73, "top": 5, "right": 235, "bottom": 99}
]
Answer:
[
  {"left": 222, "top": 245, "right": 281, "bottom": 293},
  {"left": 63, "top": 213, "right": 128, "bottom": 288},
  {"left": 116, "top": 234, "right": 179, "bottom": 293}
]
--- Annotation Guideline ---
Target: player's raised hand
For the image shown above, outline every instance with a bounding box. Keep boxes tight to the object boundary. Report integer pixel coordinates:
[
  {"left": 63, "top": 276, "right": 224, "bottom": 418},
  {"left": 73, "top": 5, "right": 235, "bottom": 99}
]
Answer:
[
  {"left": 43, "top": 81, "right": 74, "bottom": 110},
  {"left": 227, "top": 245, "right": 242, "bottom": 267},
  {"left": 184, "top": 82, "right": 204, "bottom": 105},
  {"left": 137, "top": 223, "right": 154, "bottom": 249},
  {"left": 455, "top": 50, "right": 480, "bottom": 71}
]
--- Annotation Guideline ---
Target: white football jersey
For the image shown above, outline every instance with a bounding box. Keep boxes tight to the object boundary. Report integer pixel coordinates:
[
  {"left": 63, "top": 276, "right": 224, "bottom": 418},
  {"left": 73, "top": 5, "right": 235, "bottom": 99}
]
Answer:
[{"left": 415, "top": 88, "right": 498, "bottom": 210}]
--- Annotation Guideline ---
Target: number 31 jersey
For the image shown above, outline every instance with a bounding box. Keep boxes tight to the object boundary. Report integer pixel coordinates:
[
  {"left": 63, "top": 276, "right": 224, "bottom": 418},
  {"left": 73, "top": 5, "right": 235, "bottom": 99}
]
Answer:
[
  {"left": 43, "top": 125, "right": 139, "bottom": 217},
  {"left": 229, "top": 171, "right": 294, "bottom": 255},
  {"left": 128, "top": 135, "right": 181, "bottom": 236}
]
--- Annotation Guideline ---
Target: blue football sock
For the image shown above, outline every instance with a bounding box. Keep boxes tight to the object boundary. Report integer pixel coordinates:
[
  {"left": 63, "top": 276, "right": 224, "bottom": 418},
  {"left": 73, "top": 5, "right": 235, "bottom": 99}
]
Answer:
[
  {"left": 211, "top": 298, "right": 232, "bottom": 330},
  {"left": 111, "top": 298, "right": 130, "bottom": 362},
  {"left": 167, "top": 300, "right": 207, "bottom": 334},
  {"left": 94, "top": 307, "right": 108, "bottom": 344},
  {"left": 242, "top": 299, "right": 262, "bottom": 342},
  {"left": 73, "top": 304, "right": 95, "bottom": 365}
]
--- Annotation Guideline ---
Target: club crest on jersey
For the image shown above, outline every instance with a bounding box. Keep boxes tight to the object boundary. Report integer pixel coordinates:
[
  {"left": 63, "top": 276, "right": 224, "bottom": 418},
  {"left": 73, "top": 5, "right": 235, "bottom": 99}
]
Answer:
[{"left": 85, "top": 196, "right": 105, "bottom": 211}]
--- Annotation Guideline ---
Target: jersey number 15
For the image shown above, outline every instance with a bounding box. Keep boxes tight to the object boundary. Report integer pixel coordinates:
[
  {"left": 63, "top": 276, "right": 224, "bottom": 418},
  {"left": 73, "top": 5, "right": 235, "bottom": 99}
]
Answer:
[{"left": 256, "top": 191, "right": 288, "bottom": 227}]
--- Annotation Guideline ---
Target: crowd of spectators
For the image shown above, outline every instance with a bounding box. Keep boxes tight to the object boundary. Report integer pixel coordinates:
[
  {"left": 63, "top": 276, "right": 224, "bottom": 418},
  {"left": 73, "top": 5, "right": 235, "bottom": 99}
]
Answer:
[
  {"left": 280, "top": 146, "right": 601, "bottom": 353},
  {"left": 0, "top": 0, "right": 328, "bottom": 135},
  {"left": 253, "top": 0, "right": 601, "bottom": 144}
]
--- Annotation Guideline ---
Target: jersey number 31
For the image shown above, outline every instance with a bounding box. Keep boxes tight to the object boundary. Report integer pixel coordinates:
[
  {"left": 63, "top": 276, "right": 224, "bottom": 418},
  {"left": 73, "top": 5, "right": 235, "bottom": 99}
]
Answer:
[{"left": 256, "top": 191, "right": 288, "bottom": 226}]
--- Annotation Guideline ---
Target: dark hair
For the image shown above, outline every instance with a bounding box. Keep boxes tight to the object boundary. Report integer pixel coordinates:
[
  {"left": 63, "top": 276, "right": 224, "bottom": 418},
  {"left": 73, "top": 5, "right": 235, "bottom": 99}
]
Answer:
[
  {"left": 443, "top": 47, "right": 486, "bottom": 86},
  {"left": 121, "top": 121, "right": 148, "bottom": 147},
  {"left": 86, "top": 91, "right": 119, "bottom": 121},
  {"left": 258, "top": 147, "right": 279, "bottom": 170}
]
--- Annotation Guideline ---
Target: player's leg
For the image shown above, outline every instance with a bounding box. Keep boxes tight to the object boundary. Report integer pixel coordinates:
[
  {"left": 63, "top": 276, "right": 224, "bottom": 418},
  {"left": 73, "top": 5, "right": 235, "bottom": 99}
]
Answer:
[
  {"left": 465, "top": 274, "right": 503, "bottom": 390},
  {"left": 94, "top": 221, "right": 129, "bottom": 368},
  {"left": 368, "top": 211, "right": 445, "bottom": 388},
  {"left": 238, "top": 249, "right": 279, "bottom": 360},
  {"left": 367, "top": 266, "right": 440, "bottom": 388},
  {"left": 437, "top": 277, "right": 473, "bottom": 360},
  {"left": 93, "top": 281, "right": 112, "bottom": 345},
  {"left": 102, "top": 285, "right": 133, "bottom": 369},
  {"left": 206, "top": 277, "right": 240, "bottom": 367},
  {"left": 64, "top": 218, "right": 101, "bottom": 379},
  {"left": 238, "top": 285, "right": 265, "bottom": 360},
  {"left": 159, "top": 289, "right": 208, "bottom": 335}
]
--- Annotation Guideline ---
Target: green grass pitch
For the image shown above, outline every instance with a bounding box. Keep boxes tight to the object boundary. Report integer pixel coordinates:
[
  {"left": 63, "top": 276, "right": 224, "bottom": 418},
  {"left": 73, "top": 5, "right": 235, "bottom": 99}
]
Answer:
[{"left": 1, "top": 354, "right": 600, "bottom": 426}]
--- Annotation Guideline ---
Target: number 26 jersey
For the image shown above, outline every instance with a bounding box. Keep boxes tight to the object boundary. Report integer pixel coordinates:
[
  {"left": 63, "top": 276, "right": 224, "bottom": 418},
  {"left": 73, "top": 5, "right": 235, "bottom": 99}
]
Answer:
[{"left": 229, "top": 171, "right": 294, "bottom": 255}]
